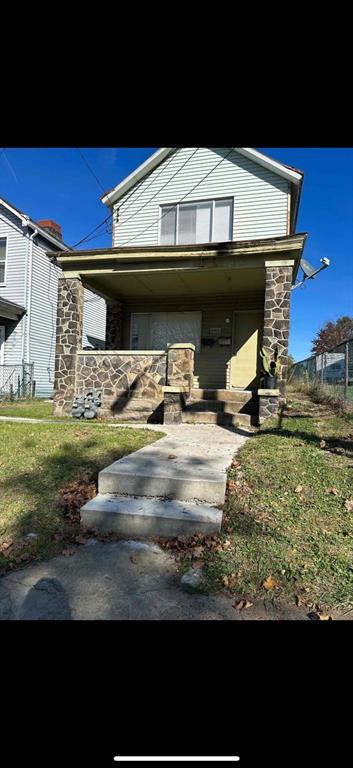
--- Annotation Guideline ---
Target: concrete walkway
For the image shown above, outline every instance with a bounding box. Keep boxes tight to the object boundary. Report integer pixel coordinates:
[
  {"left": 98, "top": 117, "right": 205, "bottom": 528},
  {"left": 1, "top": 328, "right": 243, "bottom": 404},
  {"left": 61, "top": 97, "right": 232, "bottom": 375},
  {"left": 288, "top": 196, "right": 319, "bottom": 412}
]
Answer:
[{"left": 0, "top": 539, "right": 311, "bottom": 620}]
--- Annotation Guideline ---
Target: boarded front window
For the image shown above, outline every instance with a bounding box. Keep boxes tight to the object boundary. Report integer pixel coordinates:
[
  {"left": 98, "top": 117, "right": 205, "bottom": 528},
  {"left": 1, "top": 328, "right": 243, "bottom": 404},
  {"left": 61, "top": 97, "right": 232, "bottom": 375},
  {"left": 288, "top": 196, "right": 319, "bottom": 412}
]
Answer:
[
  {"left": 0, "top": 238, "right": 6, "bottom": 283},
  {"left": 131, "top": 312, "right": 202, "bottom": 352}
]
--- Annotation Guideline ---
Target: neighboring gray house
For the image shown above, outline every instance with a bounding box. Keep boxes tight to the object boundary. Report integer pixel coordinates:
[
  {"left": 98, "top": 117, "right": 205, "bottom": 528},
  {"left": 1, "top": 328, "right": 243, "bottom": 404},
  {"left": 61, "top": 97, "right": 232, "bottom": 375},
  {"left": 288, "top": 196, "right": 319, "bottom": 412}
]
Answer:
[{"left": 0, "top": 197, "right": 106, "bottom": 398}]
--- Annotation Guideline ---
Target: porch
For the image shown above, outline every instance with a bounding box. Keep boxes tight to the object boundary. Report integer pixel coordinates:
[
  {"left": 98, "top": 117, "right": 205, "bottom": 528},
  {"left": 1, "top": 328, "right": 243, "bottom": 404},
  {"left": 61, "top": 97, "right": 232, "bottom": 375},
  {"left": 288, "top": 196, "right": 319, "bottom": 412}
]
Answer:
[{"left": 51, "top": 235, "right": 306, "bottom": 424}]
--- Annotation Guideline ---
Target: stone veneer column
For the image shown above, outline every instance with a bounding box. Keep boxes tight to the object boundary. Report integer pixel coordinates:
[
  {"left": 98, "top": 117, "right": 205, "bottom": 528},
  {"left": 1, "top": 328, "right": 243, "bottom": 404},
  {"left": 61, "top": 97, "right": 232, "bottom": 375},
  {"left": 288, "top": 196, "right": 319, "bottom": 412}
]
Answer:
[
  {"left": 105, "top": 301, "right": 123, "bottom": 350},
  {"left": 263, "top": 264, "right": 293, "bottom": 401},
  {"left": 53, "top": 277, "right": 84, "bottom": 415},
  {"left": 167, "top": 343, "right": 195, "bottom": 389}
]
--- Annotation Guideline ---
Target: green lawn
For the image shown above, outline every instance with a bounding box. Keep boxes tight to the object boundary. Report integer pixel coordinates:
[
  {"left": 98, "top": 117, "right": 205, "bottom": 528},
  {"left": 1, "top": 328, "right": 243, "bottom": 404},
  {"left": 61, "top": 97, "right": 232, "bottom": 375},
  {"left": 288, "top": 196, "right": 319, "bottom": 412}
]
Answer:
[
  {"left": 0, "top": 398, "right": 57, "bottom": 419},
  {"left": 199, "top": 392, "right": 353, "bottom": 614},
  {"left": 0, "top": 420, "right": 162, "bottom": 574}
]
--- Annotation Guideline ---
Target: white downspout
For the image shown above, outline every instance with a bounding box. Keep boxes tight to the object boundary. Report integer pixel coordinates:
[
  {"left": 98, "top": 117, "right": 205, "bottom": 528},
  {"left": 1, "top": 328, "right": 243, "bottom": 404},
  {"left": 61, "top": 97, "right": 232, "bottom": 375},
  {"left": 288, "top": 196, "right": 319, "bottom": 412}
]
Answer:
[{"left": 26, "top": 228, "right": 38, "bottom": 365}]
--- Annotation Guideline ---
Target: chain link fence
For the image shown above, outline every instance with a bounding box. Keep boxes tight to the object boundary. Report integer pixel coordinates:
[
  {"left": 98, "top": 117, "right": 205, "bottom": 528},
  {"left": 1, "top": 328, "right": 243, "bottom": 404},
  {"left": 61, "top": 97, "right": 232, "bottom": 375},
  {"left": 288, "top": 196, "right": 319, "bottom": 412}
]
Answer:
[
  {"left": 0, "top": 363, "right": 35, "bottom": 401},
  {"left": 290, "top": 340, "right": 353, "bottom": 405}
]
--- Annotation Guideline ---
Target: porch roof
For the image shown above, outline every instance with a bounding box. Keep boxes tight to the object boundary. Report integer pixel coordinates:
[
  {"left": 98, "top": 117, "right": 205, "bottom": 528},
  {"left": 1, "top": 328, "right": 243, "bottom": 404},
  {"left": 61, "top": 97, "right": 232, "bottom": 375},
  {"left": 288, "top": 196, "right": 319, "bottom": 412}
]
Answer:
[
  {"left": 48, "top": 233, "right": 306, "bottom": 301},
  {"left": 0, "top": 296, "right": 26, "bottom": 321}
]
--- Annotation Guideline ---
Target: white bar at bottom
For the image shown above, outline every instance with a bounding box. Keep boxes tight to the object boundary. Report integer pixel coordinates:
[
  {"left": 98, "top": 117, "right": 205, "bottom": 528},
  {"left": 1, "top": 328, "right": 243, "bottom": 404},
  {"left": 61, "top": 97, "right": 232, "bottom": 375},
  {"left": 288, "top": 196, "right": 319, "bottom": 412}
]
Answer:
[{"left": 113, "top": 759, "right": 240, "bottom": 763}]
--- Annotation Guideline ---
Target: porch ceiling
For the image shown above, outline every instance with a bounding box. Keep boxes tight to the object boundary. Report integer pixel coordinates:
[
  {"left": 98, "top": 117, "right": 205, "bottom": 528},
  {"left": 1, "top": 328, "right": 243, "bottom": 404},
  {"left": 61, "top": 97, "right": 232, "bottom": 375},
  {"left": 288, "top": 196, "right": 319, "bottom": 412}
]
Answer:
[{"left": 83, "top": 266, "right": 265, "bottom": 299}]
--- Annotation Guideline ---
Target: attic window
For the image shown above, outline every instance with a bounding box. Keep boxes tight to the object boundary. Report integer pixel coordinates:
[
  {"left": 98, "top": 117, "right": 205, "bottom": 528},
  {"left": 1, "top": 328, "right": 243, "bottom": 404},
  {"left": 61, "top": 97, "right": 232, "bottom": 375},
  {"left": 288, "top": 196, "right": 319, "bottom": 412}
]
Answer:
[
  {"left": 159, "top": 198, "right": 233, "bottom": 246},
  {"left": 0, "top": 238, "right": 7, "bottom": 284}
]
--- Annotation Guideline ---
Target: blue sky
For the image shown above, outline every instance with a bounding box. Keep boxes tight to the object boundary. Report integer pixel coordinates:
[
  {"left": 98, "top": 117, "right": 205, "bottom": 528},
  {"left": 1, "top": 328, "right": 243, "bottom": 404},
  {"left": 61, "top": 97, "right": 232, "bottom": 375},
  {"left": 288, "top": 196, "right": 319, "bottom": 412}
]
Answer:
[{"left": 1, "top": 147, "right": 352, "bottom": 361}]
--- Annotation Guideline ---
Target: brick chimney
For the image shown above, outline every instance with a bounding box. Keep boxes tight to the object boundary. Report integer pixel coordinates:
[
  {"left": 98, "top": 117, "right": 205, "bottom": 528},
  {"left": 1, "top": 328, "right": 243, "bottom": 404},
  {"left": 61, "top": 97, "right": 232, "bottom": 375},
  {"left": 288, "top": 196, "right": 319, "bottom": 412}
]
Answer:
[{"left": 37, "top": 219, "right": 63, "bottom": 241}]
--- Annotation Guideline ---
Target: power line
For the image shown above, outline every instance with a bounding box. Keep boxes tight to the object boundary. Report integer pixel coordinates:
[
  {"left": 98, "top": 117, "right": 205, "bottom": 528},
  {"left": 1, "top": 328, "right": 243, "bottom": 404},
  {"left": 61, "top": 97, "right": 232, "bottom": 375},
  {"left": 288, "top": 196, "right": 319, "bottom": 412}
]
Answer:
[
  {"left": 70, "top": 147, "right": 235, "bottom": 251},
  {"left": 71, "top": 212, "right": 112, "bottom": 248},
  {"left": 76, "top": 148, "right": 110, "bottom": 197},
  {"left": 117, "top": 149, "right": 177, "bottom": 214},
  {"left": 118, "top": 147, "right": 236, "bottom": 247},
  {"left": 116, "top": 148, "right": 200, "bottom": 230},
  {"left": 71, "top": 147, "right": 199, "bottom": 250}
]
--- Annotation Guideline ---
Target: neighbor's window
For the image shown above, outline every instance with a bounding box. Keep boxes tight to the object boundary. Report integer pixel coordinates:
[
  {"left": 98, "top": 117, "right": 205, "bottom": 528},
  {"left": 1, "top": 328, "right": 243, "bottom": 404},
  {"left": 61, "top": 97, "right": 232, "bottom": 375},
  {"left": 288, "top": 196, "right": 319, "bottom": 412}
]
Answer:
[
  {"left": 0, "top": 238, "right": 6, "bottom": 284},
  {"left": 159, "top": 199, "right": 233, "bottom": 245}
]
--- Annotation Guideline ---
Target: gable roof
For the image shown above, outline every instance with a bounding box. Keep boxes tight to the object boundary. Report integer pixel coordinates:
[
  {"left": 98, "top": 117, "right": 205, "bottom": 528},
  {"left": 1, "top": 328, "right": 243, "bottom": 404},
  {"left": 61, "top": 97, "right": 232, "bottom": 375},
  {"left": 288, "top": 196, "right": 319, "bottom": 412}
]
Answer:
[
  {"left": 0, "top": 196, "right": 70, "bottom": 250},
  {"left": 101, "top": 147, "right": 304, "bottom": 208}
]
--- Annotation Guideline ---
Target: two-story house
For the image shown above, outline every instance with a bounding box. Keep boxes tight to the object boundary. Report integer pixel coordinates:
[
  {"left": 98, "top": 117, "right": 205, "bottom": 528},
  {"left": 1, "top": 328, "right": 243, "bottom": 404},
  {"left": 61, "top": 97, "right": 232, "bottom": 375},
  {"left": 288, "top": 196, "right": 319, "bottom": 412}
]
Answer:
[
  {"left": 50, "top": 148, "right": 307, "bottom": 425},
  {"left": 0, "top": 197, "right": 106, "bottom": 398}
]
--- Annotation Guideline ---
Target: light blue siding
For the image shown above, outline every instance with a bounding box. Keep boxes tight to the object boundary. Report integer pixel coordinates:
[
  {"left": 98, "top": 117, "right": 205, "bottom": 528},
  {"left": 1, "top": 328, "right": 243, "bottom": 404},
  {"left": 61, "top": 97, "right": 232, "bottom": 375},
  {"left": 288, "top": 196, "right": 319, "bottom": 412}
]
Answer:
[
  {"left": 0, "top": 205, "right": 27, "bottom": 366},
  {"left": 112, "top": 148, "right": 289, "bottom": 247},
  {"left": 0, "top": 208, "right": 106, "bottom": 397}
]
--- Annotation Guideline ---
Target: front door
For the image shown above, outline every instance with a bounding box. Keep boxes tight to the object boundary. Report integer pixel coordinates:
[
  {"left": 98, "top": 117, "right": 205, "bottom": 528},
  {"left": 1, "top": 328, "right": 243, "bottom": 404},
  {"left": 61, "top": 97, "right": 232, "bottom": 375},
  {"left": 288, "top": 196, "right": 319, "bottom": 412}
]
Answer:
[
  {"left": 0, "top": 325, "right": 5, "bottom": 365},
  {"left": 230, "top": 312, "right": 263, "bottom": 389}
]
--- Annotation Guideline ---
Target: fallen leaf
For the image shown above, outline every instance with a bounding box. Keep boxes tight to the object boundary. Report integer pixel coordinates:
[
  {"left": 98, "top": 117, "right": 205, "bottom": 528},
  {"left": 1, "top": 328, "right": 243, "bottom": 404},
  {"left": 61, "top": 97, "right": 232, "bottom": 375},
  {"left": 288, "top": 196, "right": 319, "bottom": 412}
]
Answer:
[
  {"left": 307, "top": 611, "right": 332, "bottom": 621},
  {"left": 295, "top": 595, "right": 305, "bottom": 606},
  {"left": 168, "top": 454, "right": 177, "bottom": 460},
  {"left": 334, "top": 447, "right": 345, "bottom": 455},
  {"left": 295, "top": 485, "right": 303, "bottom": 494},
  {"left": 0, "top": 540, "right": 13, "bottom": 552},
  {"left": 62, "top": 546, "right": 76, "bottom": 556},
  {"left": 234, "top": 599, "right": 253, "bottom": 611},
  {"left": 192, "top": 546, "right": 205, "bottom": 558},
  {"left": 263, "top": 575, "right": 278, "bottom": 590},
  {"left": 319, "top": 440, "right": 326, "bottom": 449},
  {"left": 326, "top": 487, "right": 339, "bottom": 496},
  {"left": 222, "top": 573, "right": 237, "bottom": 588},
  {"left": 296, "top": 440, "right": 305, "bottom": 446},
  {"left": 318, "top": 614, "right": 333, "bottom": 621},
  {"left": 344, "top": 499, "right": 353, "bottom": 513},
  {"left": 192, "top": 560, "right": 204, "bottom": 570}
]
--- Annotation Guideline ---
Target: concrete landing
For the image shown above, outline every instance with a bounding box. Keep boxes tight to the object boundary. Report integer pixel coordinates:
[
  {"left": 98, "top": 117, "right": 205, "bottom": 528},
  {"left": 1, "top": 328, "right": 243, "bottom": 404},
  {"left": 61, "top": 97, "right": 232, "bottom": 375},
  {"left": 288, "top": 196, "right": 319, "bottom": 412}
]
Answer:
[{"left": 0, "top": 540, "right": 312, "bottom": 621}]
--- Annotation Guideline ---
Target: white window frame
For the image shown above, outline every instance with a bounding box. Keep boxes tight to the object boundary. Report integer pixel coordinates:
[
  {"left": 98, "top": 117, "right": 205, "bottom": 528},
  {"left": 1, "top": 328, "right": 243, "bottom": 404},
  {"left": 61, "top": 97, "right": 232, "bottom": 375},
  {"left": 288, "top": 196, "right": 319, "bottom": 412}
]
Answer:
[
  {"left": 158, "top": 197, "right": 234, "bottom": 246},
  {"left": 0, "top": 237, "right": 7, "bottom": 286}
]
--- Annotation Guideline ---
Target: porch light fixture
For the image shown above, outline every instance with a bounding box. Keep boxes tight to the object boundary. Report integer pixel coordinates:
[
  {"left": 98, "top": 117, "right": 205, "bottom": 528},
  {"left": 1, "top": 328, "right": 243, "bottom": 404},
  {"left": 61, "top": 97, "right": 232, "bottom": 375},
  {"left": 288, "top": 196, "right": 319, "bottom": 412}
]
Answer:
[{"left": 292, "top": 257, "right": 330, "bottom": 290}]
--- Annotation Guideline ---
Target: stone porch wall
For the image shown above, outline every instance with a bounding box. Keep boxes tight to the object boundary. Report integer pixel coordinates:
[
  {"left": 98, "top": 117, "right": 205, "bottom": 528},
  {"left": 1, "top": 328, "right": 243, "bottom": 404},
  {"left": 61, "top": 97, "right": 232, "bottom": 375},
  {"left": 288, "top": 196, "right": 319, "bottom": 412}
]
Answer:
[{"left": 76, "top": 351, "right": 167, "bottom": 420}]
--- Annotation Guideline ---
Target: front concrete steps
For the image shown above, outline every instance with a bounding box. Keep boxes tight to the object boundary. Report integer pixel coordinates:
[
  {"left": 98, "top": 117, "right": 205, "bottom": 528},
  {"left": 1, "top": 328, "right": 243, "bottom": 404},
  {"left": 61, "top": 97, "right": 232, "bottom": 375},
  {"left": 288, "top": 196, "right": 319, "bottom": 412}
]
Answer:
[
  {"left": 81, "top": 494, "right": 222, "bottom": 537},
  {"left": 181, "top": 410, "right": 253, "bottom": 427},
  {"left": 182, "top": 388, "right": 259, "bottom": 427},
  {"left": 98, "top": 451, "right": 226, "bottom": 504}
]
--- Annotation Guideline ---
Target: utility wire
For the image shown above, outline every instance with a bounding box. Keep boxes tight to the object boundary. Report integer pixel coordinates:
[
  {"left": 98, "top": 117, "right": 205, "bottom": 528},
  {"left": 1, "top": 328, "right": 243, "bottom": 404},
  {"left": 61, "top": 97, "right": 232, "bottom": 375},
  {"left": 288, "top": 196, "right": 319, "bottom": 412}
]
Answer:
[
  {"left": 71, "top": 147, "right": 235, "bottom": 250},
  {"left": 76, "top": 148, "right": 110, "bottom": 197},
  {"left": 71, "top": 148, "right": 198, "bottom": 249},
  {"left": 116, "top": 149, "right": 177, "bottom": 214},
  {"left": 118, "top": 147, "right": 236, "bottom": 247},
  {"left": 116, "top": 148, "right": 200, "bottom": 229}
]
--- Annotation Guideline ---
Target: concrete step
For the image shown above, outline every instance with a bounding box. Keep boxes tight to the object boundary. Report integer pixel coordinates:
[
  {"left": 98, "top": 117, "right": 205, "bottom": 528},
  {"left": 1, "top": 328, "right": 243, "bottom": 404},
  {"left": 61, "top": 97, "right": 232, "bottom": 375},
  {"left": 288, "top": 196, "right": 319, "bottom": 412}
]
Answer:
[
  {"left": 184, "top": 399, "right": 258, "bottom": 414},
  {"left": 81, "top": 494, "right": 222, "bottom": 537},
  {"left": 98, "top": 448, "right": 227, "bottom": 504},
  {"left": 181, "top": 410, "right": 253, "bottom": 427},
  {"left": 189, "top": 388, "right": 256, "bottom": 403}
]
